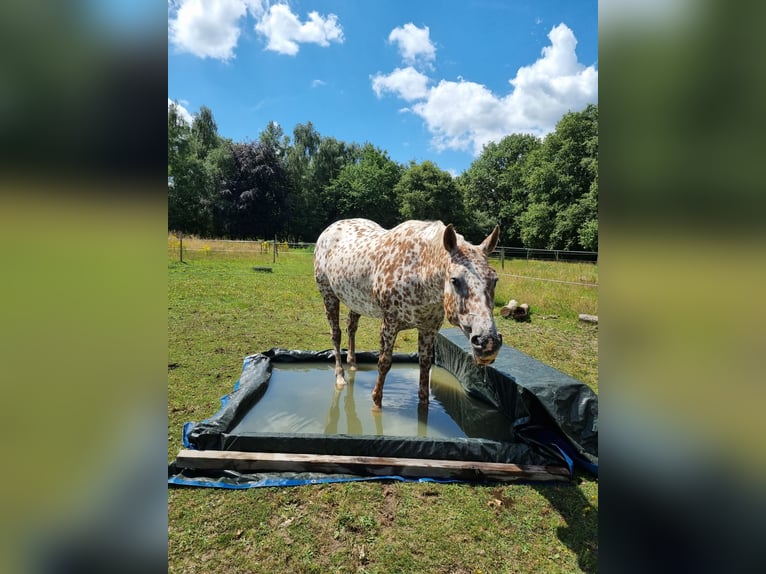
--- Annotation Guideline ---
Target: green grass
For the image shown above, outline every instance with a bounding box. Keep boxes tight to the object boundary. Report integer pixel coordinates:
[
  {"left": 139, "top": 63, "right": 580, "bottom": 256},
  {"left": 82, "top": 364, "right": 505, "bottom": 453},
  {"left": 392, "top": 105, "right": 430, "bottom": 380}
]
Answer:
[{"left": 168, "top": 247, "right": 598, "bottom": 573}]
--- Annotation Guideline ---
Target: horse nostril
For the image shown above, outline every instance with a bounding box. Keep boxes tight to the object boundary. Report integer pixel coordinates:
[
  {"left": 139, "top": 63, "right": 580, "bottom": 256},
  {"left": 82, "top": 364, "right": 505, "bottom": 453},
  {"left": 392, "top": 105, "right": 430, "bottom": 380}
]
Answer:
[{"left": 470, "top": 335, "right": 481, "bottom": 347}]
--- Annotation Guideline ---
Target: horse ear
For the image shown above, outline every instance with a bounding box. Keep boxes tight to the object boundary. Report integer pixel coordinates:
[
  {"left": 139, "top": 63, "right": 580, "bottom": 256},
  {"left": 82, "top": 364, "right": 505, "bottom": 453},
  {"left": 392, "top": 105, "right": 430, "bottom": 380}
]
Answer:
[
  {"left": 481, "top": 225, "right": 500, "bottom": 255},
  {"left": 443, "top": 224, "right": 458, "bottom": 254}
]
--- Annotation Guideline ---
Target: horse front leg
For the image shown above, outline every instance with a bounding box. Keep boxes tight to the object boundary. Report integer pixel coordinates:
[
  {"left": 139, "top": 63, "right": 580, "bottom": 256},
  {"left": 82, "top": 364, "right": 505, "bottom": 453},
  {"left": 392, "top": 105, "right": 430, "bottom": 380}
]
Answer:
[
  {"left": 417, "top": 328, "right": 437, "bottom": 405},
  {"left": 321, "top": 291, "right": 345, "bottom": 388},
  {"left": 346, "top": 311, "right": 360, "bottom": 371},
  {"left": 372, "top": 319, "right": 398, "bottom": 410}
]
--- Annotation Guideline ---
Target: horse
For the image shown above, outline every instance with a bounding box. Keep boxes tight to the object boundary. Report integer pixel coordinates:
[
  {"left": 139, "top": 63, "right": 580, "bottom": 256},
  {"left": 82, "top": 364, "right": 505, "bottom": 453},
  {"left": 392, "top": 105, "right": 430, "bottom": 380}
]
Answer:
[{"left": 314, "top": 218, "right": 502, "bottom": 410}]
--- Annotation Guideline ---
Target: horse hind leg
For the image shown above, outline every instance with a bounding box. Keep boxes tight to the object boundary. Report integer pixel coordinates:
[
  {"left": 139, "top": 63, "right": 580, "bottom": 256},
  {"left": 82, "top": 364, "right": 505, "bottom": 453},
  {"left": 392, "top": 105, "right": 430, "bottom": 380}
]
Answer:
[
  {"left": 320, "top": 289, "right": 346, "bottom": 388},
  {"left": 347, "top": 311, "right": 360, "bottom": 371}
]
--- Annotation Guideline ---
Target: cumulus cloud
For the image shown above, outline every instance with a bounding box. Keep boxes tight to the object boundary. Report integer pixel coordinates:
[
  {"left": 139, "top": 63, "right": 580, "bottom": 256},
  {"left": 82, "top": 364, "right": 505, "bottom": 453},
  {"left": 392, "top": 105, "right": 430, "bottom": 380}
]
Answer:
[
  {"left": 169, "top": 0, "right": 264, "bottom": 60},
  {"left": 255, "top": 4, "right": 344, "bottom": 56},
  {"left": 388, "top": 23, "right": 436, "bottom": 67},
  {"left": 168, "top": 98, "right": 194, "bottom": 124},
  {"left": 411, "top": 80, "right": 506, "bottom": 152},
  {"left": 169, "top": 1, "right": 342, "bottom": 60},
  {"left": 371, "top": 67, "right": 430, "bottom": 101},
  {"left": 374, "top": 23, "right": 598, "bottom": 155}
]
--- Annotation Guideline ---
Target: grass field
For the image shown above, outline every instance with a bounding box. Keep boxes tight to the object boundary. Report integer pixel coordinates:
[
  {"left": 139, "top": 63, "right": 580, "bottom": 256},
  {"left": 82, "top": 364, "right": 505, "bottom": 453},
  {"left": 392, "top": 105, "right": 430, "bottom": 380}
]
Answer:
[{"left": 168, "top": 241, "right": 598, "bottom": 573}]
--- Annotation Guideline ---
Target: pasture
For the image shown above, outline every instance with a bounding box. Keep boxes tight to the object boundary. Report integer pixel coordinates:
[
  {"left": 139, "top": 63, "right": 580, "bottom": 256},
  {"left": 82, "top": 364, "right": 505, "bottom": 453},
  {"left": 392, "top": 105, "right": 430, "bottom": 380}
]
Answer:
[{"left": 168, "top": 239, "right": 598, "bottom": 573}]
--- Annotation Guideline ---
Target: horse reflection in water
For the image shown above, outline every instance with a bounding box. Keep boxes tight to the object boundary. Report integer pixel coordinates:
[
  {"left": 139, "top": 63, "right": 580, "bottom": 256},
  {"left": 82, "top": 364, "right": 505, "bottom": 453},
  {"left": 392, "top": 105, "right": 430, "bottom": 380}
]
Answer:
[
  {"left": 320, "top": 366, "right": 513, "bottom": 441},
  {"left": 324, "top": 369, "right": 365, "bottom": 436},
  {"left": 323, "top": 370, "right": 431, "bottom": 437}
]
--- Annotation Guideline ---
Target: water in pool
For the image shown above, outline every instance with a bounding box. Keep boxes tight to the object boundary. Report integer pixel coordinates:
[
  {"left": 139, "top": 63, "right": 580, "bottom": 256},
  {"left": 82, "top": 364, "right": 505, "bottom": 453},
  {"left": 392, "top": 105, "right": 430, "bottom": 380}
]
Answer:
[{"left": 230, "top": 363, "right": 514, "bottom": 441}]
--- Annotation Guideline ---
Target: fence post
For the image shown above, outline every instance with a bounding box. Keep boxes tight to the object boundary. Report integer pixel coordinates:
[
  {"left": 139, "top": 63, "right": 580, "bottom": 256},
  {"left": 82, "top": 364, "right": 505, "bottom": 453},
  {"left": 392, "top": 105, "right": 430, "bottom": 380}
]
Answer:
[
  {"left": 273, "top": 236, "right": 277, "bottom": 264},
  {"left": 179, "top": 233, "right": 183, "bottom": 263},
  {"left": 500, "top": 247, "right": 505, "bottom": 269}
]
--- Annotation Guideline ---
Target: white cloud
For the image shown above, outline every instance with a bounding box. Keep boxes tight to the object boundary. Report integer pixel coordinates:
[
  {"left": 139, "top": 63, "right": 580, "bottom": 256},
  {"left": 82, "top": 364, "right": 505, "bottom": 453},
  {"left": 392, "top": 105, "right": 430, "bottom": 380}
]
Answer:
[
  {"left": 311, "top": 79, "right": 327, "bottom": 88},
  {"left": 169, "top": 1, "right": 342, "bottom": 60},
  {"left": 412, "top": 80, "right": 506, "bottom": 152},
  {"left": 374, "top": 23, "right": 597, "bottom": 155},
  {"left": 503, "top": 24, "right": 597, "bottom": 131},
  {"left": 168, "top": 98, "right": 194, "bottom": 124},
  {"left": 169, "top": 0, "right": 264, "bottom": 60},
  {"left": 255, "top": 4, "right": 344, "bottom": 56},
  {"left": 371, "top": 67, "right": 430, "bottom": 101},
  {"left": 388, "top": 23, "right": 436, "bottom": 67}
]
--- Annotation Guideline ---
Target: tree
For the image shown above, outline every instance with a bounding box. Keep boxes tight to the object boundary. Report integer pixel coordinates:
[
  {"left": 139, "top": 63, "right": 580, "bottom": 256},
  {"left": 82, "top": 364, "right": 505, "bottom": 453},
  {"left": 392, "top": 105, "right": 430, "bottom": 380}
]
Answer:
[
  {"left": 205, "top": 141, "right": 236, "bottom": 237},
  {"left": 459, "top": 133, "right": 541, "bottom": 245},
  {"left": 168, "top": 102, "right": 189, "bottom": 173},
  {"left": 282, "top": 122, "right": 360, "bottom": 240},
  {"left": 312, "top": 136, "right": 359, "bottom": 227},
  {"left": 168, "top": 100, "right": 597, "bottom": 249},
  {"left": 395, "top": 161, "right": 466, "bottom": 229},
  {"left": 519, "top": 104, "right": 598, "bottom": 249},
  {"left": 216, "top": 141, "right": 289, "bottom": 239},
  {"left": 283, "top": 122, "right": 322, "bottom": 240},
  {"left": 518, "top": 202, "right": 555, "bottom": 249},
  {"left": 168, "top": 102, "right": 213, "bottom": 235},
  {"left": 258, "top": 120, "right": 290, "bottom": 160},
  {"left": 190, "top": 106, "right": 219, "bottom": 159},
  {"left": 327, "top": 144, "right": 402, "bottom": 227}
]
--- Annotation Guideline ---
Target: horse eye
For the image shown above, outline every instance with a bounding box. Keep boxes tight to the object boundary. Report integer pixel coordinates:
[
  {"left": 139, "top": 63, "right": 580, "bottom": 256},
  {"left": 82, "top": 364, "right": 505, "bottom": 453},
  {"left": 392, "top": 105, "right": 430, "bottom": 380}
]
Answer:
[{"left": 450, "top": 277, "right": 461, "bottom": 288}]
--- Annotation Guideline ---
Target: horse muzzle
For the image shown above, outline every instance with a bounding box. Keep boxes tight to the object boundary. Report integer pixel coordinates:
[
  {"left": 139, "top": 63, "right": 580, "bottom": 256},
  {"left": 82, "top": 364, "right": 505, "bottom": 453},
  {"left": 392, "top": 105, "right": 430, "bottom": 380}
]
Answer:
[{"left": 470, "top": 332, "right": 502, "bottom": 365}]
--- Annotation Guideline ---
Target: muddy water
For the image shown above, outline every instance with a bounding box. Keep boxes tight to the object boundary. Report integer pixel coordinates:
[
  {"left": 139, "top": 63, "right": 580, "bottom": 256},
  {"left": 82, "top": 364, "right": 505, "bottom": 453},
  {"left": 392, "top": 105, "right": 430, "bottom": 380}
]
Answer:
[{"left": 230, "top": 363, "right": 514, "bottom": 441}]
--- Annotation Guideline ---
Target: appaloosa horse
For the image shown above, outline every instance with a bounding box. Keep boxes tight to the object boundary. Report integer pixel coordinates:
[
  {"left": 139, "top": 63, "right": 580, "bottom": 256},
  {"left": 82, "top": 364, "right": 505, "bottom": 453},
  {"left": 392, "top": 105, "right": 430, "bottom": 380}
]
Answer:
[{"left": 314, "top": 218, "right": 502, "bottom": 409}]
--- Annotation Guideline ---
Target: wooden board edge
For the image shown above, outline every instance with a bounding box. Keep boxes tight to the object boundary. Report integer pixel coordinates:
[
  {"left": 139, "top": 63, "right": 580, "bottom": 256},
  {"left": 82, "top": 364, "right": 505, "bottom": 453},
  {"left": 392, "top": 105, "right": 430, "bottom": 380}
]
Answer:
[{"left": 174, "top": 449, "right": 571, "bottom": 483}]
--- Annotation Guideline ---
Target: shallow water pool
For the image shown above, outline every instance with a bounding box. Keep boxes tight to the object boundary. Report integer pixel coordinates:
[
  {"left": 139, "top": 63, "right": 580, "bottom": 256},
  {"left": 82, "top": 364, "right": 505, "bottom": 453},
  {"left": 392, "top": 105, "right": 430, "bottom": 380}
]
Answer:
[{"left": 230, "top": 363, "right": 514, "bottom": 441}]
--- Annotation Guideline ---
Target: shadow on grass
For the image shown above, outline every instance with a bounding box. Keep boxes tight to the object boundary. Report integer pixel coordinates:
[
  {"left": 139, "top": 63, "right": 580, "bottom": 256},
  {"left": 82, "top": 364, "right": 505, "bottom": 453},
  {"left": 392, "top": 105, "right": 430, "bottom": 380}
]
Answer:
[{"left": 533, "top": 472, "right": 598, "bottom": 574}]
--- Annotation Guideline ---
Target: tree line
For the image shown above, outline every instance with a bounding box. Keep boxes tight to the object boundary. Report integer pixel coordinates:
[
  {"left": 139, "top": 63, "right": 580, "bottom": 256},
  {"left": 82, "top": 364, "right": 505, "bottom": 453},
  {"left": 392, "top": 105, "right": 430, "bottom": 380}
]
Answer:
[{"left": 168, "top": 103, "right": 597, "bottom": 250}]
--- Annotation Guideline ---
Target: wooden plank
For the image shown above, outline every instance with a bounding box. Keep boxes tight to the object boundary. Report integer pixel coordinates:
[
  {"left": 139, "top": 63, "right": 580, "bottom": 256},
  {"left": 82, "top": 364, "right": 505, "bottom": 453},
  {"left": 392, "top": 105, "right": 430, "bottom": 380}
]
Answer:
[
  {"left": 578, "top": 313, "right": 598, "bottom": 324},
  {"left": 175, "top": 449, "right": 571, "bottom": 483}
]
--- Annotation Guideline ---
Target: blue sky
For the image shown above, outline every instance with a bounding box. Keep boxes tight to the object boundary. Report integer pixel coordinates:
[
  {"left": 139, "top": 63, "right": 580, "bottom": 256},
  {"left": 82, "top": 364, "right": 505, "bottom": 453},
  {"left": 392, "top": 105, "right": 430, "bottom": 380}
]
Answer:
[{"left": 168, "top": 0, "right": 598, "bottom": 176}]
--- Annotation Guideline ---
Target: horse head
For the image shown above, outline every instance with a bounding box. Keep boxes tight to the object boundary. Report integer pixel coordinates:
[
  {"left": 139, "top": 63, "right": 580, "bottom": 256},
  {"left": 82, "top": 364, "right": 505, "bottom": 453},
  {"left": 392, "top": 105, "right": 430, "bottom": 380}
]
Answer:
[{"left": 442, "top": 224, "right": 503, "bottom": 366}]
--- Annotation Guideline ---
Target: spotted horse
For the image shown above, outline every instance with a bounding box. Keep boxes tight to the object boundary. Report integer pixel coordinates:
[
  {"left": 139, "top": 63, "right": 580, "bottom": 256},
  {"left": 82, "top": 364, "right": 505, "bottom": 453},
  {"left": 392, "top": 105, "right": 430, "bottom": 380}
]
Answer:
[{"left": 314, "top": 218, "right": 502, "bottom": 410}]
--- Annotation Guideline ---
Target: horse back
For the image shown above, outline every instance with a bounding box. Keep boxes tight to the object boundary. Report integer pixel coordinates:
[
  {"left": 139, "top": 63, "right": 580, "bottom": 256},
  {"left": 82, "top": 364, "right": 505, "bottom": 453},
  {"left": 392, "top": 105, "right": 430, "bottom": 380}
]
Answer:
[{"left": 315, "top": 219, "right": 447, "bottom": 321}]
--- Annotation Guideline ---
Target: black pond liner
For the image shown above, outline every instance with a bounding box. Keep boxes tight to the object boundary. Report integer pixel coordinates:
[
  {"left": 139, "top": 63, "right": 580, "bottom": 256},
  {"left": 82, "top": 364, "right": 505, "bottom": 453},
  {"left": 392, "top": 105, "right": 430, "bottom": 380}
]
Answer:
[{"left": 169, "top": 328, "right": 598, "bottom": 488}]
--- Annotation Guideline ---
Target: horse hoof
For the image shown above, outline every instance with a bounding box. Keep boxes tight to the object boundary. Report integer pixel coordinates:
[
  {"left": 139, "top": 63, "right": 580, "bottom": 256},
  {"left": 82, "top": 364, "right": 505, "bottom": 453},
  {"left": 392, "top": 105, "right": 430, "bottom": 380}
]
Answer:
[{"left": 371, "top": 403, "right": 382, "bottom": 413}]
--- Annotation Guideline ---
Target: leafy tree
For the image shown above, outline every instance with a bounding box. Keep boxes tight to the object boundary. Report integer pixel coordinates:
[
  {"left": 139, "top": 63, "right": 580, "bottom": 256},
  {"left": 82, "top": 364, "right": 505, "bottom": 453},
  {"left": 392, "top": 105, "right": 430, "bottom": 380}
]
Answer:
[
  {"left": 518, "top": 202, "right": 555, "bottom": 248},
  {"left": 168, "top": 100, "right": 597, "bottom": 250},
  {"left": 168, "top": 102, "right": 189, "bottom": 174},
  {"left": 190, "top": 106, "right": 219, "bottom": 159},
  {"left": 258, "top": 120, "right": 290, "bottom": 160},
  {"left": 327, "top": 144, "right": 403, "bottom": 228},
  {"left": 520, "top": 104, "right": 598, "bottom": 249},
  {"left": 459, "top": 133, "right": 541, "bottom": 245},
  {"left": 168, "top": 102, "right": 212, "bottom": 235},
  {"left": 283, "top": 122, "right": 322, "bottom": 240},
  {"left": 578, "top": 217, "right": 598, "bottom": 251},
  {"left": 216, "top": 141, "right": 289, "bottom": 239},
  {"left": 394, "top": 161, "right": 466, "bottom": 228},
  {"left": 312, "top": 136, "right": 360, "bottom": 227},
  {"left": 282, "top": 122, "right": 360, "bottom": 240},
  {"left": 205, "top": 141, "right": 235, "bottom": 237}
]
